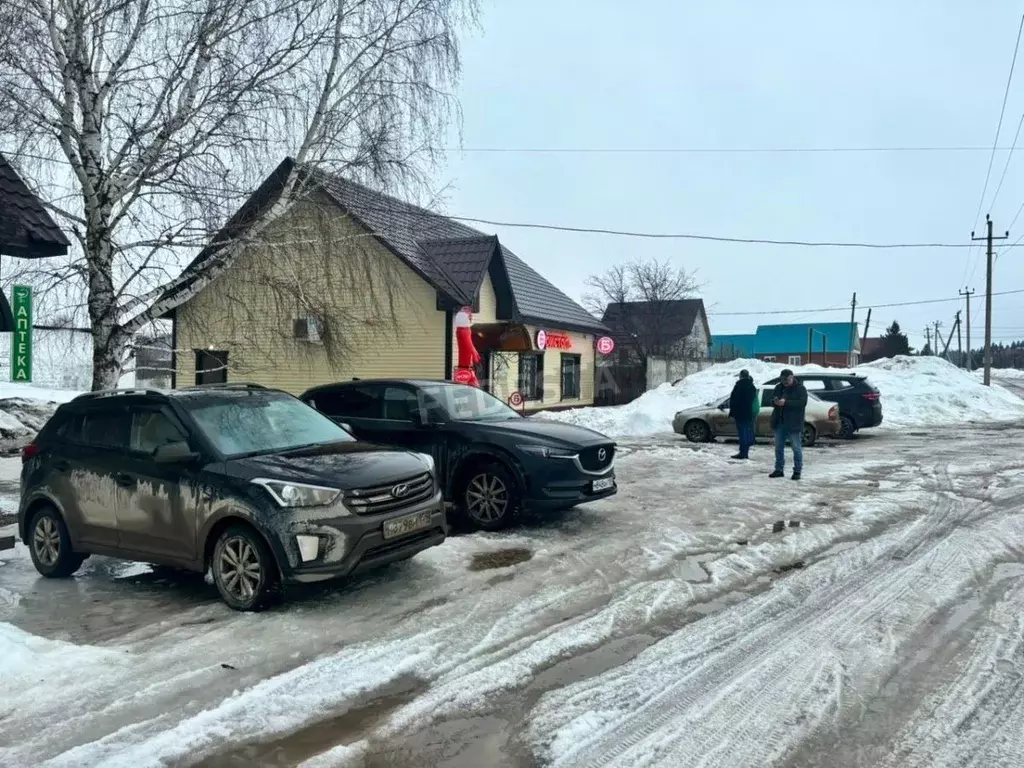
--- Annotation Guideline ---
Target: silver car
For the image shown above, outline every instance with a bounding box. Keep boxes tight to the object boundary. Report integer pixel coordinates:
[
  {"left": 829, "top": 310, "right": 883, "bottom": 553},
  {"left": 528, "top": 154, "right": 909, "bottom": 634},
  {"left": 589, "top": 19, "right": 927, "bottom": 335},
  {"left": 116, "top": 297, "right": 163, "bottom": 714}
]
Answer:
[{"left": 673, "top": 387, "right": 841, "bottom": 447}]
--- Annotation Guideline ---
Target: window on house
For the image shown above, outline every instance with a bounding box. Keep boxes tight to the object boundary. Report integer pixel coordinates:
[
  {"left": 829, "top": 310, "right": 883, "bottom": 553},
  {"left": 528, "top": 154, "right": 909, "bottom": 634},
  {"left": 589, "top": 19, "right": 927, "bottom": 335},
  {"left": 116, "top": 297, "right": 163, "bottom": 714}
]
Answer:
[
  {"left": 195, "top": 350, "right": 228, "bottom": 385},
  {"left": 518, "top": 353, "right": 543, "bottom": 400},
  {"left": 788, "top": 355, "right": 802, "bottom": 365},
  {"left": 293, "top": 314, "right": 322, "bottom": 343},
  {"left": 560, "top": 354, "right": 581, "bottom": 400},
  {"left": 763, "top": 355, "right": 776, "bottom": 362}
]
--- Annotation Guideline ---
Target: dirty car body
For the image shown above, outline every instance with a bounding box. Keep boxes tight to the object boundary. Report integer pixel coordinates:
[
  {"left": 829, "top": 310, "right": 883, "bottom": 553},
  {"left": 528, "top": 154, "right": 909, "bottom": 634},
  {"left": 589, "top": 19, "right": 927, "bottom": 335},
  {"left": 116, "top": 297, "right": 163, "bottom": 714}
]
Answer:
[
  {"left": 18, "top": 384, "right": 445, "bottom": 610},
  {"left": 673, "top": 387, "right": 841, "bottom": 445}
]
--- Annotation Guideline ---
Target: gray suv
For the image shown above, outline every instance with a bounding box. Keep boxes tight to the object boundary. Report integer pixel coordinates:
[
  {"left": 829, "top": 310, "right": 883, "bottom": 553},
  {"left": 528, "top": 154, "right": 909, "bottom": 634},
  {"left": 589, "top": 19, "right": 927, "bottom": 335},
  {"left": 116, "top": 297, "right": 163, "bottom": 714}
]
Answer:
[{"left": 18, "top": 384, "right": 446, "bottom": 610}]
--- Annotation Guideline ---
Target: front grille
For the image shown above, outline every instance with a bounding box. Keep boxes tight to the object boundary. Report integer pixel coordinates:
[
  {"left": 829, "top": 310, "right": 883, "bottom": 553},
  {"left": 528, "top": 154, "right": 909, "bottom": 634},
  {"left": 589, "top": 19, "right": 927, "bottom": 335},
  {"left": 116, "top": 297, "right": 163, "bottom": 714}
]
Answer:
[
  {"left": 578, "top": 444, "right": 615, "bottom": 472},
  {"left": 344, "top": 472, "right": 433, "bottom": 516}
]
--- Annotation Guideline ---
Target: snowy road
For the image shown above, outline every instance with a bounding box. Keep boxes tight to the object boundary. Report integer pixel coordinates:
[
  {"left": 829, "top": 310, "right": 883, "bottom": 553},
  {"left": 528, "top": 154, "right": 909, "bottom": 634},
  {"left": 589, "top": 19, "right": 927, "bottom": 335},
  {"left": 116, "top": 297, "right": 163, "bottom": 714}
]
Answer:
[{"left": 2, "top": 423, "right": 1024, "bottom": 767}]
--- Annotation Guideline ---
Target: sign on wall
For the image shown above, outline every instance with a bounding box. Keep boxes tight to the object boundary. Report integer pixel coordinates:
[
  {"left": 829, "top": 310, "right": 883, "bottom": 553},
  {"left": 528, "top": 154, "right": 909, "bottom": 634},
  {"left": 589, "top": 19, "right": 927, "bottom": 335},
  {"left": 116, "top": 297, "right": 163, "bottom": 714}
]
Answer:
[
  {"left": 596, "top": 336, "right": 616, "bottom": 355},
  {"left": 536, "top": 329, "right": 572, "bottom": 351},
  {"left": 11, "top": 285, "right": 32, "bottom": 382}
]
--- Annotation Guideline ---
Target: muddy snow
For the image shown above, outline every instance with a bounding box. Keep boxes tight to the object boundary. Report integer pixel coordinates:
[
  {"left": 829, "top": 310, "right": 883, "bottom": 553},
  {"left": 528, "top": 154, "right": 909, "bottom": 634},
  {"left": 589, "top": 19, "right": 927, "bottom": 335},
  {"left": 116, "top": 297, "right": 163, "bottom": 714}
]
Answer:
[{"left": 3, "top": 418, "right": 1024, "bottom": 766}]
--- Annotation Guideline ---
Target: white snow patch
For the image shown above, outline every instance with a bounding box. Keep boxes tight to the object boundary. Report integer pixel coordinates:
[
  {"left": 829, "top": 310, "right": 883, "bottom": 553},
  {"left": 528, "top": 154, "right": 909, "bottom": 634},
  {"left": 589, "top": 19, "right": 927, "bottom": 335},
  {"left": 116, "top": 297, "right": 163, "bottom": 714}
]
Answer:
[
  {"left": 543, "top": 356, "right": 1024, "bottom": 437},
  {"left": 42, "top": 635, "right": 441, "bottom": 768},
  {"left": 0, "top": 623, "right": 125, "bottom": 701},
  {"left": 297, "top": 740, "right": 370, "bottom": 768}
]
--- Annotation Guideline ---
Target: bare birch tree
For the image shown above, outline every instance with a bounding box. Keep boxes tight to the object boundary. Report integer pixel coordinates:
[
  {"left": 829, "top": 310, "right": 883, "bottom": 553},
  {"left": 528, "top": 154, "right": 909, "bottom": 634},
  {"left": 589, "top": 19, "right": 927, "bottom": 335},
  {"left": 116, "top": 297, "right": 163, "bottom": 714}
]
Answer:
[
  {"left": 0, "top": 0, "right": 476, "bottom": 389},
  {"left": 584, "top": 257, "right": 701, "bottom": 367}
]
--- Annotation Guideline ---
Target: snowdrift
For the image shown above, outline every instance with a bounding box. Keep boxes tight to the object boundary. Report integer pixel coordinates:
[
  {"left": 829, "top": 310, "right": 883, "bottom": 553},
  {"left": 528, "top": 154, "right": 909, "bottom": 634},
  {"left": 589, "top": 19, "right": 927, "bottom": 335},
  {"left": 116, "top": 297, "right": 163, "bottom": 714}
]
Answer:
[
  {"left": 543, "top": 356, "right": 1024, "bottom": 438},
  {"left": 0, "top": 383, "right": 78, "bottom": 449}
]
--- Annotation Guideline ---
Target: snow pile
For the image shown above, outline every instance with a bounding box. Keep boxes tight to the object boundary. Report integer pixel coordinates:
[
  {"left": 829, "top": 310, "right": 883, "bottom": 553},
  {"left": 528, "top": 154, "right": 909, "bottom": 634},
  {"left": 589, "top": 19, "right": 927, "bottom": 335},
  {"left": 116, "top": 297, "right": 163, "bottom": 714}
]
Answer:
[
  {"left": 0, "top": 383, "right": 79, "bottom": 447},
  {"left": 544, "top": 356, "right": 1024, "bottom": 437}
]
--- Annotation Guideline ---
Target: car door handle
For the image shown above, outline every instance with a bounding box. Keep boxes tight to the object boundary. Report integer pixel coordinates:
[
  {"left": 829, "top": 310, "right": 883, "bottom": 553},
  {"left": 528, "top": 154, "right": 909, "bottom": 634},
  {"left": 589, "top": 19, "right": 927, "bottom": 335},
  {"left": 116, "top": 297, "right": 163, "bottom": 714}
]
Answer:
[{"left": 114, "top": 473, "right": 137, "bottom": 488}]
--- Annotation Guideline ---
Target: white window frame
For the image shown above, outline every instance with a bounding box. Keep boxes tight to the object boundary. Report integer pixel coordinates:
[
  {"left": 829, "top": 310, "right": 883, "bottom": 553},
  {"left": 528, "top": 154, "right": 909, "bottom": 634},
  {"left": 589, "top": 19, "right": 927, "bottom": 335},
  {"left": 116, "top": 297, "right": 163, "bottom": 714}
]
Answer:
[
  {"left": 788, "top": 355, "right": 801, "bottom": 365},
  {"left": 763, "top": 355, "right": 776, "bottom": 362}
]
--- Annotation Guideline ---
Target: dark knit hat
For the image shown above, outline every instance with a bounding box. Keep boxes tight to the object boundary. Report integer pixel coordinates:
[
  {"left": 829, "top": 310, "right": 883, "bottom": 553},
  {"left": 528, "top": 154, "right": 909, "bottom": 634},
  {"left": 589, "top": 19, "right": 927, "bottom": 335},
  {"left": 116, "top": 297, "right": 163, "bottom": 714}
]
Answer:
[{"left": 781, "top": 368, "right": 794, "bottom": 378}]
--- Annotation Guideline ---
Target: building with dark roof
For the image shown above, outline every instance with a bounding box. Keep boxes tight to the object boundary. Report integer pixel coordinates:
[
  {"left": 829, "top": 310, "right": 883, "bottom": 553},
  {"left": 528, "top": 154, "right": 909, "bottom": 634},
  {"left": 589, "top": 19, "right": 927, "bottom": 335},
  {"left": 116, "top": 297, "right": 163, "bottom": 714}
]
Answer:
[
  {"left": 0, "top": 152, "right": 71, "bottom": 332},
  {"left": 167, "top": 158, "right": 609, "bottom": 409},
  {"left": 600, "top": 299, "right": 710, "bottom": 364}
]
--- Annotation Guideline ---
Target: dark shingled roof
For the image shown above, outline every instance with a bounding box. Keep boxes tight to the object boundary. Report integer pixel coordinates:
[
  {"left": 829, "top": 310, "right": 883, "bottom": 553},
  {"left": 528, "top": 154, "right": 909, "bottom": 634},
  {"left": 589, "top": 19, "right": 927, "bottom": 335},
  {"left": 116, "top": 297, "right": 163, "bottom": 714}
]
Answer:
[
  {"left": 602, "top": 299, "right": 709, "bottom": 348},
  {"left": 0, "top": 152, "right": 70, "bottom": 259},
  {"left": 167, "top": 158, "right": 607, "bottom": 334},
  {"left": 417, "top": 236, "right": 497, "bottom": 306}
]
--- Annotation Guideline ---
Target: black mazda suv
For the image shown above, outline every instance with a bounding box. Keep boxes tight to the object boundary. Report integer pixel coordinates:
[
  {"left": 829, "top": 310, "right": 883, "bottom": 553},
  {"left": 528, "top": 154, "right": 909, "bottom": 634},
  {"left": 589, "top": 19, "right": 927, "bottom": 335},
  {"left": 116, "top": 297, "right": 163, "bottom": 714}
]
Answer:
[
  {"left": 300, "top": 380, "right": 618, "bottom": 531},
  {"left": 18, "top": 384, "right": 445, "bottom": 610}
]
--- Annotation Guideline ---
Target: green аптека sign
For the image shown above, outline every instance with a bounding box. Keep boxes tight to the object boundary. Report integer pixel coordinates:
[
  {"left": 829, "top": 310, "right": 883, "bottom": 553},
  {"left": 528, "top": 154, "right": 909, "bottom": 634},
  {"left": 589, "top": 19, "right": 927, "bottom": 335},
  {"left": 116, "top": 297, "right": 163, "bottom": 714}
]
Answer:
[{"left": 11, "top": 285, "right": 32, "bottom": 382}]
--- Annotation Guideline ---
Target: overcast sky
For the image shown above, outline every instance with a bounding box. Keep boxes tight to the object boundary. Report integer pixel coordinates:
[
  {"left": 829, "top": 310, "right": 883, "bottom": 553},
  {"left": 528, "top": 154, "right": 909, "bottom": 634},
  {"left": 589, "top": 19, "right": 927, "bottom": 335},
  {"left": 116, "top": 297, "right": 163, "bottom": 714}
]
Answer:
[{"left": 433, "top": 0, "right": 1024, "bottom": 350}]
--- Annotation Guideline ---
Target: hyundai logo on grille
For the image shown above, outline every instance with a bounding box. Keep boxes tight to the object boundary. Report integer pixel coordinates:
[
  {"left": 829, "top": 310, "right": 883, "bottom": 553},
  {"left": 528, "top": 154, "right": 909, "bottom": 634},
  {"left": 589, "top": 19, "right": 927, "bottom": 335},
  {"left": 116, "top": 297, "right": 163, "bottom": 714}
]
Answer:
[
  {"left": 391, "top": 483, "right": 410, "bottom": 498},
  {"left": 598, "top": 448, "right": 607, "bottom": 462}
]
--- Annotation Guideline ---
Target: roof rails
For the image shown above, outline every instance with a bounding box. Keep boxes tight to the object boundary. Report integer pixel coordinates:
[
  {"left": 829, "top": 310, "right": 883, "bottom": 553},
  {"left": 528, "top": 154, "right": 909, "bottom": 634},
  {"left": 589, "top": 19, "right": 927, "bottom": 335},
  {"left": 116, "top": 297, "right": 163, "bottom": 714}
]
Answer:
[
  {"left": 177, "top": 382, "right": 268, "bottom": 391},
  {"left": 73, "top": 388, "right": 167, "bottom": 402}
]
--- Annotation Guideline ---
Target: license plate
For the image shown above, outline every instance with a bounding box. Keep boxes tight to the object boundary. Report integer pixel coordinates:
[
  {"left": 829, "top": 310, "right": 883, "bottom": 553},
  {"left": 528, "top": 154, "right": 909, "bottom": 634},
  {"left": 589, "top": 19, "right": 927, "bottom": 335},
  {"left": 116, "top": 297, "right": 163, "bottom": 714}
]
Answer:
[
  {"left": 592, "top": 476, "right": 615, "bottom": 492},
  {"left": 383, "top": 510, "right": 432, "bottom": 540}
]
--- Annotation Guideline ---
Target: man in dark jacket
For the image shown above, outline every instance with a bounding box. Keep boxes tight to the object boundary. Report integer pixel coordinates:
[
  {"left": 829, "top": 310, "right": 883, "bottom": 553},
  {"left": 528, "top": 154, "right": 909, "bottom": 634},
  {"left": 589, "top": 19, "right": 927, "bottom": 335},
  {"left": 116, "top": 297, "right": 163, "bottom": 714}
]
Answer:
[
  {"left": 769, "top": 369, "right": 807, "bottom": 480},
  {"left": 728, "top": 369, "right": 759, "bottom": 459}
]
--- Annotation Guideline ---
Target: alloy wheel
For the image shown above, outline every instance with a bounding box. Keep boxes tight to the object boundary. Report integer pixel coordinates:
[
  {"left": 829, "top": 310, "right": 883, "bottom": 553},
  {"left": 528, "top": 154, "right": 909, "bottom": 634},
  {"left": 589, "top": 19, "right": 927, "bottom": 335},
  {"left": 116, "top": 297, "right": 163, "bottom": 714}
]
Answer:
[
  {"left": 33, "top": 516, "right": 60, "bottom": 567},
  {"left": 466, "top": 473, "right": 509, "bottom": 523},
  {"left": 217, "top": 536, "right": 263, "bottom": 603}
]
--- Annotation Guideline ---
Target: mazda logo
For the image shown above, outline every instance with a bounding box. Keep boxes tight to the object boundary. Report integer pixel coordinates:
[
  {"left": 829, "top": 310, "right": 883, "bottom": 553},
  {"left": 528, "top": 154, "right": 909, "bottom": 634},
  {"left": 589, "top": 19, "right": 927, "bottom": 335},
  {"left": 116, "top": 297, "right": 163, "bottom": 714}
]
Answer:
[
  {"left": 598, "top": 448, "right": 607, "bottom": 462},
  {"left": 391, "top": 483, "right": 410, "bottom": 498}
]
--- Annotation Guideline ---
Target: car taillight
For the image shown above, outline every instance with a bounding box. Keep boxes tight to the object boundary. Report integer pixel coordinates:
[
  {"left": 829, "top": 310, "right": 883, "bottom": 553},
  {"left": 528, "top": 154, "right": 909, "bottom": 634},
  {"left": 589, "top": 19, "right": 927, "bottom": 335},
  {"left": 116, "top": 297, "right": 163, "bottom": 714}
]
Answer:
[
  {"left": 21, "top": 443, "right": 40, "bottom": 464},
  {"left": 828, "top": 406, "right": 838, "bottom": 419},
  {"left": 862, "top": 392, "right": 880, "bottom": 401}
]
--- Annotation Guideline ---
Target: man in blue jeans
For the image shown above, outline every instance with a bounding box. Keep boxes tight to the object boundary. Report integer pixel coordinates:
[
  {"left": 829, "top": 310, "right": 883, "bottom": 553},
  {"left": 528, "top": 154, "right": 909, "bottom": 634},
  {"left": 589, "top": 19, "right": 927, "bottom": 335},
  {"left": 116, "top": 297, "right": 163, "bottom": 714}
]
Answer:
[{"left": 768, "top": 369, "right": 807, "bottom": 480}]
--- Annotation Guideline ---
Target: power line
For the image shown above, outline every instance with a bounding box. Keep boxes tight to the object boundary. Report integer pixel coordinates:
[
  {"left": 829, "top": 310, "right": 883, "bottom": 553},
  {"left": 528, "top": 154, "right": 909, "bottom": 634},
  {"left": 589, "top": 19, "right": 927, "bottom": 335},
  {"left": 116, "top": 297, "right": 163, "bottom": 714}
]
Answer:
[
  {"left": 706, "top": 287, "right": 1024, "bottom": 317},
  {"left": 442, "top": 213, "right": 982, "bottom": 247},
  {"left": 448, "top": 145, "right": 1024, "bottom": 154},
  {"left": 965, "top": 12, "right": 1024, "bottom": 288}
]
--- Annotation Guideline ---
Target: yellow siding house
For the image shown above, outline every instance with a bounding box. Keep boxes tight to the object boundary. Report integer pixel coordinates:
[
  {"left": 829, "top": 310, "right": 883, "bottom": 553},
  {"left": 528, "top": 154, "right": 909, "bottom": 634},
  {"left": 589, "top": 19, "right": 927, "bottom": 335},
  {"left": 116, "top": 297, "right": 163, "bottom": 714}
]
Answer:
[{"left": 161, "top": 159, "right": 609, "bottom": 412}]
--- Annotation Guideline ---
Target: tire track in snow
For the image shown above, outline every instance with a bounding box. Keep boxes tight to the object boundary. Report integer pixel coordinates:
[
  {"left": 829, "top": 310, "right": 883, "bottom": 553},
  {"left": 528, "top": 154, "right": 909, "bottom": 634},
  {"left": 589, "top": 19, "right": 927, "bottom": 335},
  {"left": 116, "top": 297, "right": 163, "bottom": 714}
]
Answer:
[
  {"left": 527, "top": 464, "right": 1007, "bottom": 767},
  {"left": 874, "top": 562, "right": 1024, "bottom": 768}
]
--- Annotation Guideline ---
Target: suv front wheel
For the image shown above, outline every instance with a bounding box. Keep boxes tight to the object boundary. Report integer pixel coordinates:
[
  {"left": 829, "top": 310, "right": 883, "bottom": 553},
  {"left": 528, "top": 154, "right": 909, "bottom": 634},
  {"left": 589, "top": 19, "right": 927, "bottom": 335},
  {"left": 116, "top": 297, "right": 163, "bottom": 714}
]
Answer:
[
  {"left": 211, "top": 524, "right": 280, "bottom": 611},
  {"left": 461, "top": 463, "right": 520, "bottom": 532},
  {"left": 28, "top": 506, "right": 85, "bottom": 578}
]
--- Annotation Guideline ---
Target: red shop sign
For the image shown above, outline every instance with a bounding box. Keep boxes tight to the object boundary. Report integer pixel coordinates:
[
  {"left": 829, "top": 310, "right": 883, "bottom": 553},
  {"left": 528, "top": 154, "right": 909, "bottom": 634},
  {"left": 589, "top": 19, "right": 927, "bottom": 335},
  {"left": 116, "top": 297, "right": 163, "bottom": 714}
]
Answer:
[{"left": 537, "top": 330, "right": 572, "bottom": 350}]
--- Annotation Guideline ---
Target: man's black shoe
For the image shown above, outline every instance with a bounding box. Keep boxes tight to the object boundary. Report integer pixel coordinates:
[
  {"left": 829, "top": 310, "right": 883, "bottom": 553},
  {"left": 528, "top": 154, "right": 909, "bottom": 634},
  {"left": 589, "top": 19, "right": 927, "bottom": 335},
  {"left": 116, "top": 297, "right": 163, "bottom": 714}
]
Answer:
[
  {"left": 769, "top": 470, "right": 784, "bottom": 478},
  {"left": 731, "top": 453, "right": 748, "bottom": 460},
  {"left": 792, "top": 471, "right": 802, "bottom": 480}
]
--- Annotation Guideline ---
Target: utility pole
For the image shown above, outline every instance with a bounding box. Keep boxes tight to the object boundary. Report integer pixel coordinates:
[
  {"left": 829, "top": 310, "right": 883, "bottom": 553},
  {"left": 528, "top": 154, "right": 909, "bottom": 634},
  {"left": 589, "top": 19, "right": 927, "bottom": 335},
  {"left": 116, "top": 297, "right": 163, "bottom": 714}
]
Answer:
[
  {"left": 956, "top": 310, "right": 963, "bottom": 366},
  {"left": 934, "top": 321, "right": 942, "bottom": 357},
  {"left": 848, "top": 292, "right": 857, "bottom": 367},
  {"left": 971, "top": 215, "right": 1009, "bottom": 386},
  {"left": 925, "top": 326, "right": 932, "bottom": 354},
  {"left": 959, "top": 288, "right": 975, "bottom": 370},
  {"left": 941, "top": 318, "right": 956, "bottom": 359},
  {"left": 860, "top": 307, "right": 872, "bottom": 362}
]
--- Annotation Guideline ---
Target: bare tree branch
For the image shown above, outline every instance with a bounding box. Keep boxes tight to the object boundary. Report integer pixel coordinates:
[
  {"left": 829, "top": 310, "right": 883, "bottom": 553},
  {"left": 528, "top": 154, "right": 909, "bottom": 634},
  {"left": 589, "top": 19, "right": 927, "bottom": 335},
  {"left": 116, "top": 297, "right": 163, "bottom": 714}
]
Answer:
[{"left": 0, "top": 0, "right": 477, "bottom": 389}]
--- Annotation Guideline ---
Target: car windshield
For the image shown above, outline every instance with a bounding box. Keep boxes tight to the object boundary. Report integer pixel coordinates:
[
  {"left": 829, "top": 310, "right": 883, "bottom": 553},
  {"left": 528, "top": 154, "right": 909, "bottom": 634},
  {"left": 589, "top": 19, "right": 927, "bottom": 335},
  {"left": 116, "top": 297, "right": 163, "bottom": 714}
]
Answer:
[
  {"left": 183, "top": 390, "right": 355, "bottom": 457},
  {"left": 422, "top": 383, "right": 521, "bottom": 422}
]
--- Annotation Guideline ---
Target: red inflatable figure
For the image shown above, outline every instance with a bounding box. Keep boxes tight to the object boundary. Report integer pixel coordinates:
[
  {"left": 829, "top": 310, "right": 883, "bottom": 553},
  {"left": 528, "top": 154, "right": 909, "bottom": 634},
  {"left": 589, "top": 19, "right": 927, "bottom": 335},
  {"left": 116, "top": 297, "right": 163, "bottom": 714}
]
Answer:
[{"left": 453, "top": 306, "right": 480, "bottom": 387}]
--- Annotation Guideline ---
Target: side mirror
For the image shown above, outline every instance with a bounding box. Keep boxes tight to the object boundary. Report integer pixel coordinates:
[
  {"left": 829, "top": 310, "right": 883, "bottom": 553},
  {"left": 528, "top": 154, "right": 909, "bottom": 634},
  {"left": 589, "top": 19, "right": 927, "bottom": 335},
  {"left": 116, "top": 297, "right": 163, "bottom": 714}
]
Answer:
[{"left": 153, "top": 441, "right": 199, "bottom": 464}]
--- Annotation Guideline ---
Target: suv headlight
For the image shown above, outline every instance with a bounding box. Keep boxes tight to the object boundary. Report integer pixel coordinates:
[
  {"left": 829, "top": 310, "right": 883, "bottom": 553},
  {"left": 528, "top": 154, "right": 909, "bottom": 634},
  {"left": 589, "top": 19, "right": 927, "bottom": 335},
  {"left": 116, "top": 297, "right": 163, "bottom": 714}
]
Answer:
[
  {"left": 517, "top": 444, "right": 577, "bottom": 459},
  {"left": 252, "top": 479, "right": 341, "bottom": 508},
  {"left": 415, "top": 452, "right": 435, "bottom": 473}
]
